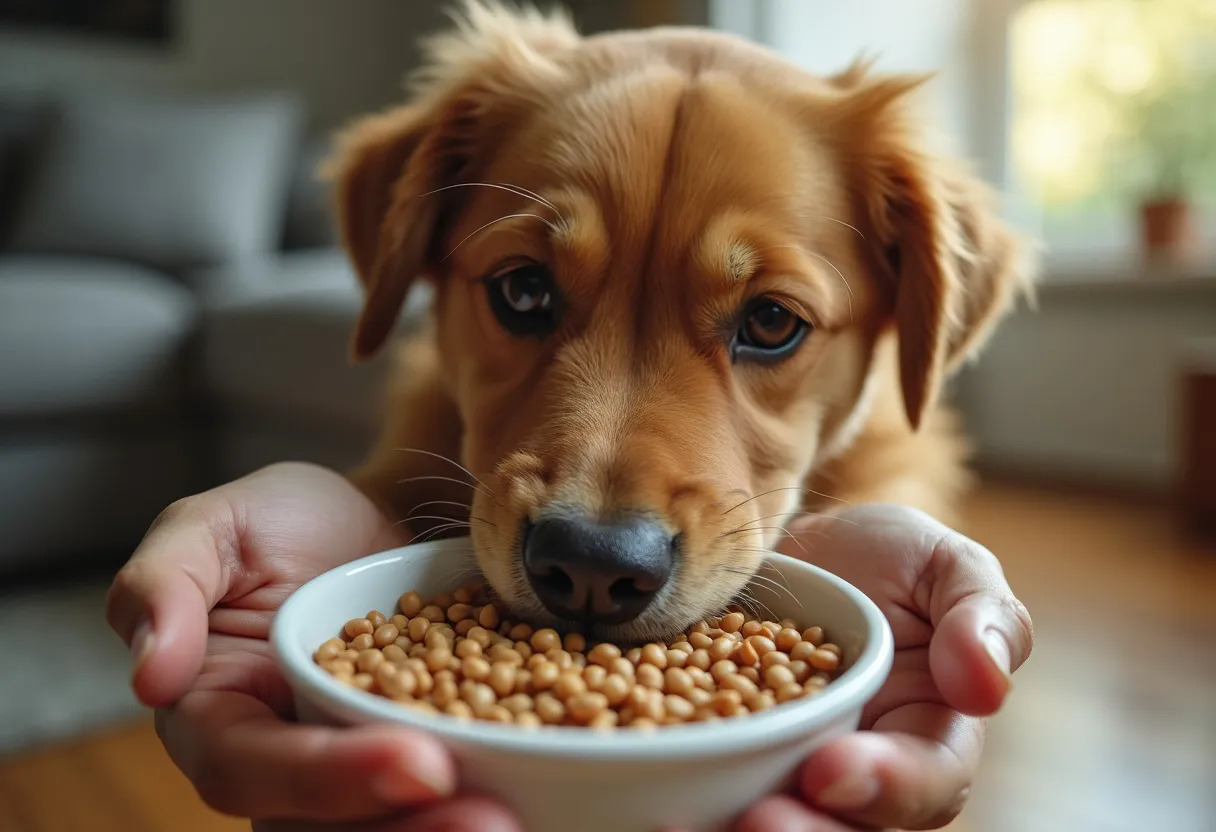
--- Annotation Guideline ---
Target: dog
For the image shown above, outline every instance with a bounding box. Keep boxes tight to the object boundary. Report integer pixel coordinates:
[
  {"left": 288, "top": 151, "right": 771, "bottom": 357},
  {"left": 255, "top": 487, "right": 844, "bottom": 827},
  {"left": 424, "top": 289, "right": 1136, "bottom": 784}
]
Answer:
[{"left": 327, "top": 2, "right": 1032, "bottom": 641}]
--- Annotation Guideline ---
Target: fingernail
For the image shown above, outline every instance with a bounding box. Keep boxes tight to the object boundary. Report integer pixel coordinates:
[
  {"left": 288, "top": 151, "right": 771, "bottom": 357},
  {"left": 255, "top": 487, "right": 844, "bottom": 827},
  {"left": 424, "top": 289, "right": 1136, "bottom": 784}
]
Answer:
[
  {"left": 983, "top": 629, "right": 1011, "bottom": 679},
  {"left": 816, "top": 770, "right": 880, "bottom": 810},
  {"left": 373, "top": 765, "right": 454, "bottom": 804},
  {"left": 130, "top": 621, "right": 155, "bottom": 679}
]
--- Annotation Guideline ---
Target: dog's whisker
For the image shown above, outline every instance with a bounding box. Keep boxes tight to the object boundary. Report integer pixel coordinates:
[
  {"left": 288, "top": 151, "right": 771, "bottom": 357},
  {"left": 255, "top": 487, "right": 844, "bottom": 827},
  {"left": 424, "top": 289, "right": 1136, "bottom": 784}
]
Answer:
[
  {"left": 720, "top": 510, "right": 806, "bottom": 536},
  {"left": 410, "top": 526, "right": 470, "bottom": 546},
  {"left": 754, "top": 243, "right": 854, "bottom": 323},
  {"left": 807, "top": 214, "right": 867, "bottom": 240},
  {"left": 732, "top": 589, "right": 777, "bottom": 624},
  {"left": 492, "top": 181, "right": 563, "bottom": 216},
  {"left": 395, "top": 474, "right": 501, "bottom": 505},
  {"left": 733, "top": 508, "right": 855, "bottom": 533},
  {"left": 440, "top": 562, "right": 486, "bottom": 589},
  {"left": 396, "top": 514, "right": 461, "bottom": 528},
  {"left": 406, "top": 499, "right": 474, "bottom": 516},
  {"left": 722, "top": 526, "right": 815, "bottom": 559},
  {"left": 720, "top": 525, "right": 787, "bottom": 539},
  {"left": 747, "top": 579, "right": 804, "bottom": 611},
  {"left": 726, "top": 570, "right": 803, "bottom": 612},
  {"left": 749, "top": 561, "right": 804, "bottom": 610},
  {"left": 400, "top": 513, "right": 495, "bottom": 528},
  {"left": 443, "top": 213, "right": 559, "bottom": 261},
  {"left": 406, "top": 521, "right": 474, "bottom": 545},
  {"left": 801, "top": 250, "right": 855, "bottom": 324},
  {"left": 419, "top": 181, "right": 565, "bottom": 223},
  {"left": 722, "top": 485, "right": 851, "bottom": 517},
  {"left": 393, "top": 448, "right": 490, "bottom": 492},
  {"left": 401, "top": 518, "right": 470, "bottom": 534}
]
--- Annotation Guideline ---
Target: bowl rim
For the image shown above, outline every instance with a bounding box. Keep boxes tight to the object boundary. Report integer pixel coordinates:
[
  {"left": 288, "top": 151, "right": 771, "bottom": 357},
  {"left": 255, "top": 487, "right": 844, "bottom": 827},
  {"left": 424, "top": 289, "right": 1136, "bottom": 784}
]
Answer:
[{"left": 272, "top": 537, "right": 894, "bottom": 760}]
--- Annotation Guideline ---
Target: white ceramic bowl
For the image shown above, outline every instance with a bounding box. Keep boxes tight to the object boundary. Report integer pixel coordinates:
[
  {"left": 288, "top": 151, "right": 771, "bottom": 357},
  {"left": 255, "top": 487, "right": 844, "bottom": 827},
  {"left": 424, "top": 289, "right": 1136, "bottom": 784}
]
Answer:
[{"left": 272, "top": 537, "right": 893, "bottom": 832}]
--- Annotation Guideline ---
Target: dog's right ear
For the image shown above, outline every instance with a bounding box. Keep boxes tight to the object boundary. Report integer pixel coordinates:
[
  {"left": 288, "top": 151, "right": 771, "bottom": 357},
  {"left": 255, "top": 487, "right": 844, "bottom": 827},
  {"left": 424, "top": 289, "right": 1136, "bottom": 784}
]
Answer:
[
  {"left": 325, "top": 104, "right": 442, "bottom": 361},
  {"left": 323, "top": 1, "right": 578, "bottom": 361},
  {"left": 824, "top": 72, "right": 1035, "bottom": 430}
]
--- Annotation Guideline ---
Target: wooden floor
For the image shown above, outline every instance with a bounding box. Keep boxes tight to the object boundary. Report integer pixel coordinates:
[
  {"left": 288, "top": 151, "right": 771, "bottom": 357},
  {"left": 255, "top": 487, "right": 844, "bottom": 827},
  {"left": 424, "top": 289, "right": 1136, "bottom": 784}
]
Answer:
[{"left": 2, "top": 482, "right": 1214, "bottom": 832}]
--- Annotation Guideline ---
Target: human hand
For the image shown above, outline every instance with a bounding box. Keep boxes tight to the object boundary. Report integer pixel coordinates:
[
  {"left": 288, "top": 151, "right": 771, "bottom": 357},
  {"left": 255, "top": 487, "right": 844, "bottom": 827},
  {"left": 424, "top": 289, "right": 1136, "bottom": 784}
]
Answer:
[
  {"left": 106, "top": 462, "right": 520, "bottom": 832},
  {"left": 737, "top": 504, "right": 1034, "bottom": 831}
]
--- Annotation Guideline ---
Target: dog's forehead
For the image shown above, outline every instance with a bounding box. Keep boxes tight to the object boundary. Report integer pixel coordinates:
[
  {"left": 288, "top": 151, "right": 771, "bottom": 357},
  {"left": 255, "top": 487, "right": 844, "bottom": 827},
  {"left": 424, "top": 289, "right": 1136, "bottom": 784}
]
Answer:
[{"left": 542, "top": 71, "right": 814, "bottom": 237}]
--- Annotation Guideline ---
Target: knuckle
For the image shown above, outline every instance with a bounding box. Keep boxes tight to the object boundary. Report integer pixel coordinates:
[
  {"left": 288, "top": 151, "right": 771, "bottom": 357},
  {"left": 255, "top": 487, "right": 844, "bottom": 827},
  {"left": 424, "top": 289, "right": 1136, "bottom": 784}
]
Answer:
[
  {"left": 858, "top": 501, "right": 938, "bottom": 528},
  {"left": 147, "top": 495, "right": 207, "bottom": 534},
  {"left": 955, "top": 534, "right": 1003, "bottom": 576},
  {"left": 931, "top": 531, "right": 1005, "bottom": 586}
]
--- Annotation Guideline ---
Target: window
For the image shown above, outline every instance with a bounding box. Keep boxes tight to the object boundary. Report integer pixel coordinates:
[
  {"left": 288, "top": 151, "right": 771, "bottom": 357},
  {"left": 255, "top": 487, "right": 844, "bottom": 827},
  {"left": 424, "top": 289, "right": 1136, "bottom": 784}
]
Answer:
[{"left": 1011, "top": 0, "right": 1216, "bottom": 257}]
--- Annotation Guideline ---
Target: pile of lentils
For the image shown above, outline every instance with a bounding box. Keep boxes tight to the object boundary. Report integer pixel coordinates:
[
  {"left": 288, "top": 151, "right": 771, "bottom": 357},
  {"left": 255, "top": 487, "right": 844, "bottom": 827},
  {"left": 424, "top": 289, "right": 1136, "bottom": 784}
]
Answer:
[{"left": 313, "top": 580, "right": 844, "bottom": 729}]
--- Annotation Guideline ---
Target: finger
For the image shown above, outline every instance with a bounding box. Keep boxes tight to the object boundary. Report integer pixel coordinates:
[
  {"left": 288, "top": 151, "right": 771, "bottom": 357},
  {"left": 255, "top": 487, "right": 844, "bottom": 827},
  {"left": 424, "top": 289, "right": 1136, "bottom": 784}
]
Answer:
[
  {"left": 924, "top": 532, "right": 1035, "bottom": 716},
  {"left": 798, "top": 703, "right": 983, "bottom": 830},
  {"left": 254, "top": 797, "right": 522, "bottom": 832},
  {"left": 105, "top": 495, "right": 233, "bottom": 707},
  {"left": 735, "top": 795, "right": 852, "bottom": 832},
  {"left": 161, "top": 690, "right": 457, "bottom": 822},
  {"left": 399, "top": 799, "right": 522, "bottom": 832}
]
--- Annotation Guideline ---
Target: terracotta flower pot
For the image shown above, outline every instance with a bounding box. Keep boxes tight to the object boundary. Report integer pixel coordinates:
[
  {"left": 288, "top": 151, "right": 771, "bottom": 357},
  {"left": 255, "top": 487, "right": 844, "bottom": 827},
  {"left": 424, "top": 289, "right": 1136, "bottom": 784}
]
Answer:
[{"left": 1140, "top": 198, "right": 1200, "bottom": 262}]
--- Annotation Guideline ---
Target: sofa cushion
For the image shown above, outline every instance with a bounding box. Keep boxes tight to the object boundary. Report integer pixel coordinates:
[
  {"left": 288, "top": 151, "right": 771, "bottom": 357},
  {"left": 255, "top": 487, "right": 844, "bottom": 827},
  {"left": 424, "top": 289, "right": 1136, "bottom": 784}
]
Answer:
[
  {"left": 0, "top": 429, "right": 193, "bottom": 574},
  {"left": 9, "top": 92, "right": 302, "bottom": 271},
  {"left": 198, "top": 249, "right": 430, "bottom": 432},
  {"left": 189, "top": 247, "right": 356, "bottom": 298},
  {"left": 0, "top": 98, "right": 55, "bottom": 245},
  {"left": 0, "top": 255, "right": 197, "bottom": 417}
]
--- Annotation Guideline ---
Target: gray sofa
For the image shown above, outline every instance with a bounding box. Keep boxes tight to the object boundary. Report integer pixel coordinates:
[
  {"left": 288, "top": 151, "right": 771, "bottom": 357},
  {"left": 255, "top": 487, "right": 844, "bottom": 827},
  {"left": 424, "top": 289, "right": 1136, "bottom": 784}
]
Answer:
[{"left": 0, "top": 91, "right": 425, "bottom": 576}]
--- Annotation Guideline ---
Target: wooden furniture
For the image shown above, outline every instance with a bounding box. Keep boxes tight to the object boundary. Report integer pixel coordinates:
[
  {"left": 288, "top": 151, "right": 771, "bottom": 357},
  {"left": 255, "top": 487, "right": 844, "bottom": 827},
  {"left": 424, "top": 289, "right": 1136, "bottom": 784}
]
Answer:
[{"left": 1181, "top": 338, "right": 1216, "bottom": 536}]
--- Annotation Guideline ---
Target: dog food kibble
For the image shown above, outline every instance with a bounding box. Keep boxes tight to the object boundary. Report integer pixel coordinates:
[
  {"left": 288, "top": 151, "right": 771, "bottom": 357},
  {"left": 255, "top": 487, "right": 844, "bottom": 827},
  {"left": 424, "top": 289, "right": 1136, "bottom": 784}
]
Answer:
[{"left": 314, "top": 581, "right": 847, "bottom": 729}]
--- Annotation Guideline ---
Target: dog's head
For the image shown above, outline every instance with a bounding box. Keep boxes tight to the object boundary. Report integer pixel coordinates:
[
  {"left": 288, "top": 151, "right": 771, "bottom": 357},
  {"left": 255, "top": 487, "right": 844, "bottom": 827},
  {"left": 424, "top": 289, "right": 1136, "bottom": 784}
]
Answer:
[{"left": 329, "top": 2, "right": 1030, "bottom": 640}]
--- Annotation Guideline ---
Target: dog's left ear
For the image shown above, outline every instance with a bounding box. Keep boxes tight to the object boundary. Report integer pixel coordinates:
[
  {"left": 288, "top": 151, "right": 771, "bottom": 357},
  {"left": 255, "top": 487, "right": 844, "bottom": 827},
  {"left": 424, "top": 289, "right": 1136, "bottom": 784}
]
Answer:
[
  {"left": 833, "top": 75, "right": 1035, "bottom": 429},
  {"left": 323, "top": 1, "right": 578, "bottom": 361}
]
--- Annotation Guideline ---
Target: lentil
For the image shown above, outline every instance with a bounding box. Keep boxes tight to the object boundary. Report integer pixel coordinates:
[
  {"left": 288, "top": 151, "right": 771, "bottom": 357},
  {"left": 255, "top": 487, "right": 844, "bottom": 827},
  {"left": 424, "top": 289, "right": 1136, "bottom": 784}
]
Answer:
[
  {"left": 373, "top": 623, "right": 400, "bottom": 647},
  {"left": 399, "top": 592, "right": 423, "bottom": 617},
  {"left": 808, "top": 648, "right": 841, "bottom": 671},
  {"left": 314, "top": 581, "right": 846, "bottom": 728}
]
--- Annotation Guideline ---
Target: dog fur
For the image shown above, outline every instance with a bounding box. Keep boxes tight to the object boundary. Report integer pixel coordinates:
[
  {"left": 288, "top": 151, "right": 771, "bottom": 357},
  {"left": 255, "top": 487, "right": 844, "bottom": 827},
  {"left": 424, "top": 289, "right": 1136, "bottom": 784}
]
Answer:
[{"left": 327, "top": 3, "right": 1032, "bottom": 639}]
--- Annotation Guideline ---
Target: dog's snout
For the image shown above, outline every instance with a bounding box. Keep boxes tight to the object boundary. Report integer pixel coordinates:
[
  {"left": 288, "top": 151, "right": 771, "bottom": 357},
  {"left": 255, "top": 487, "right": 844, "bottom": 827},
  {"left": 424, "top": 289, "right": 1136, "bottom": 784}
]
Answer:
[{"left": 524, "top": 515, "right": 673, "bottom": 625}]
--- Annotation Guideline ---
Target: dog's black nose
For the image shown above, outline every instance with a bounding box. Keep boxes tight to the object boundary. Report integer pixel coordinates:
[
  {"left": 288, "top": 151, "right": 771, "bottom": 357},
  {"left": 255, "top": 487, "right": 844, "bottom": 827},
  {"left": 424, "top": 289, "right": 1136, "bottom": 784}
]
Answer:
[{"left": 524, "top": 515, "right": 674, "bottom": 625}]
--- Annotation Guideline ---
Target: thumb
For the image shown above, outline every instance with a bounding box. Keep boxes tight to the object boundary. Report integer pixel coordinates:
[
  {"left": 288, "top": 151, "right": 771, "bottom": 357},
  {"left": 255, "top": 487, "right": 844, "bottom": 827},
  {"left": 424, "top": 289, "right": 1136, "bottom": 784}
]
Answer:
[
  {"left": 106, "top": 495, "right": 233, "bottom": 707},
  {"left": 926, "top": 534, "right": 1034, "bottom": 716}
]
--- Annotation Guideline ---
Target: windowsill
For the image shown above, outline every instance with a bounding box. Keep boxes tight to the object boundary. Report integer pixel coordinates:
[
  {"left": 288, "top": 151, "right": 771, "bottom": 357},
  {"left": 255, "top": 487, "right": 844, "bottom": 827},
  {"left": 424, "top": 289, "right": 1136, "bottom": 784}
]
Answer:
[{"left": 1037, "top": 254, "right": 1216, "bottom": 296}]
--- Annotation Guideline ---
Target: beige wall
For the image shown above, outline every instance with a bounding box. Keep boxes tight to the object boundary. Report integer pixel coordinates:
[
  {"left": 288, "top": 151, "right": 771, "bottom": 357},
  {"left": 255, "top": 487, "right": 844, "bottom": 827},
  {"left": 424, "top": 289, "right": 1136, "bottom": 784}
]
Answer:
[{"left": 955, "top": 276, "right": 1216, "bottom": 491}]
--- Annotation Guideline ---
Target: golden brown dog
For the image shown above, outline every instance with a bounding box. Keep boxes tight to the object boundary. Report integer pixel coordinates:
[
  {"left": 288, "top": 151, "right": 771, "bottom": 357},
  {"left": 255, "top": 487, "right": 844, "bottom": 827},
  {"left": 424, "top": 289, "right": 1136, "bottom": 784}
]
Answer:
[{"left": 328, "top": 3, "right": 1032, "bottom": 641}]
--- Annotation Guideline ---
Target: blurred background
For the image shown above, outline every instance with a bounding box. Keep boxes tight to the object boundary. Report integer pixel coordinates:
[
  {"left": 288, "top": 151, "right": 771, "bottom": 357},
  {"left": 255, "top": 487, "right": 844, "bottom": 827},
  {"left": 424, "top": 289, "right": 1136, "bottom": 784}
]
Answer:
[{"left": 0, "top": 1, "right": 1212, "bottom": 830}]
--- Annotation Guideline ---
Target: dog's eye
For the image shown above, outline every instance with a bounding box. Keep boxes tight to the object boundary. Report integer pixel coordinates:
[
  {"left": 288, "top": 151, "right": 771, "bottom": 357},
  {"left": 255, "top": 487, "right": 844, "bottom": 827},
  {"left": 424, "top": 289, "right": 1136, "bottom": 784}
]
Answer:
[
  {"left": 733, "top": 299, "right": 809, "bottom": 363},
  {"left": 485, "top": 262, "right": 560, "bottom": 337}
]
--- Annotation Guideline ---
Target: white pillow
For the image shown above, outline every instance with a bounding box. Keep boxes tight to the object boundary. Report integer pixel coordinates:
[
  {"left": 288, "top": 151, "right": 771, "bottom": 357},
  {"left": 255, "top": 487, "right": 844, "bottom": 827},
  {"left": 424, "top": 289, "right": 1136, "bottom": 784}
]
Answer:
[{"left": 11, "top": 92, "right": 303, "bottom": 270}]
